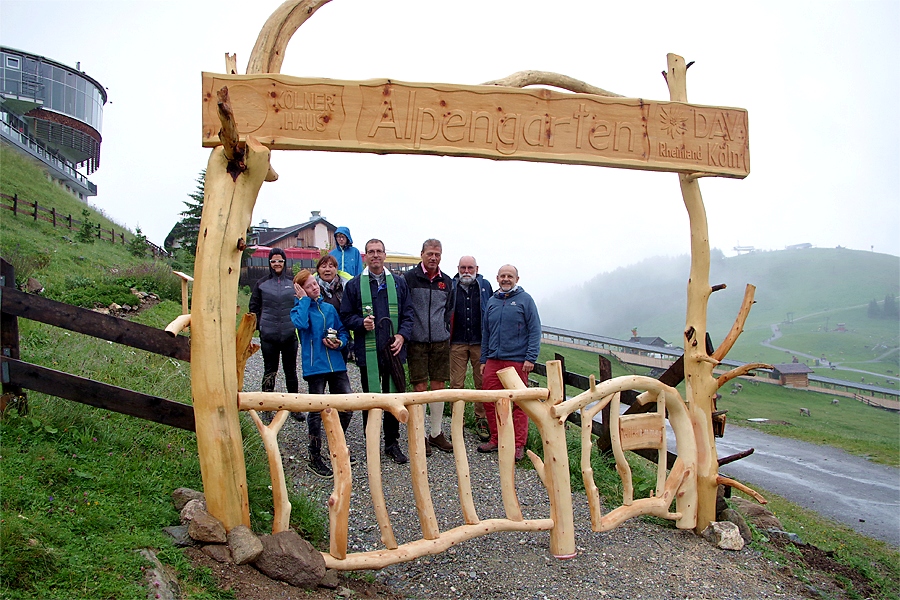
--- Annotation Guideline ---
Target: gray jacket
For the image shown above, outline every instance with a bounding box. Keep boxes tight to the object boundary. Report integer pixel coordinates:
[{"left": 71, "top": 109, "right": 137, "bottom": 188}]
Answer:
[{"left": 249, "top": 272, "right": 296, "bottom": 343}]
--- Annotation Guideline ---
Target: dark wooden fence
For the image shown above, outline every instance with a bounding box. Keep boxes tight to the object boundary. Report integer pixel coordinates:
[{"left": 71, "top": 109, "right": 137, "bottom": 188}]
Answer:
[
  {"left": 0, "top": 257, "right": 194, "bottom": 430},
  {"left": 0, "top": 192, "right": 167, "bottom": 257}
]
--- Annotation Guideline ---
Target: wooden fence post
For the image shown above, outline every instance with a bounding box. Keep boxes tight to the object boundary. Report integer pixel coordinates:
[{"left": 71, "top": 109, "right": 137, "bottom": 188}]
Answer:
[
  {"left": 33, "top": 199, "right": 38, "bottom": 221},
  {"left": 598, "top": 355, "right": 613, "bottom": 454},
  {"left": 51, "top": 207, "right": 56, "bottom": 227},
  {"left": 67, "top": 213, "right": 72, "bottom": 229},
  {"left": 0, "top": 258, "right": 26, "bottom": 409},
  {"left": 12, "top": 194, "right": 18, "bottom": 217},
  {"left": 554, "top": 352, "right": 567, "bottom": 393}
]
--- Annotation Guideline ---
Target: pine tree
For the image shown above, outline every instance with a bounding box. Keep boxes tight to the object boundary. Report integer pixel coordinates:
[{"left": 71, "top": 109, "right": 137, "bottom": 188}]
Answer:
[
  {"left": 884, "top": 293, "right": 899, "bottom": 320},
  {"left": 867, "top": 298, "right": 880, "bottom": 319},
  {"left": 128, "top": 227, "right": 148, "bottom": 258},
  {"left": 167, "top": 171, "right": 205, "bottom": 265},
  {"left": 76, "top": 208, "right": 95, "bottom": 244}
]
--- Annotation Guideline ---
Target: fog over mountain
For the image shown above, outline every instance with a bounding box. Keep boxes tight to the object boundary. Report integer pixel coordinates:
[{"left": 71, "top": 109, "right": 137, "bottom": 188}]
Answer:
[{"left": 541, "top": 248, "right": 900, "bottom": 345}]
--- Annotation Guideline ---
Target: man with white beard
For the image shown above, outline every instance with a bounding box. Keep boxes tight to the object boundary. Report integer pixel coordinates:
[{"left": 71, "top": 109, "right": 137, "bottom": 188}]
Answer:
[{"left": 448, "top": 255, "right": 493, "bottom": 441}]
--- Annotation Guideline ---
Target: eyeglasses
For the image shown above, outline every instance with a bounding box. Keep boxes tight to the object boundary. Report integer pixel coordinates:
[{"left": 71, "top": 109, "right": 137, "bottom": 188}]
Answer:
[
  {"left": 366, "top": 249, "right": 385, "bottom": 256},
  {"left": 269, "top": 259, "right": 285, "bottom": 264},
  {"left": 458, "top": 266, "right": 476, "bottom": 271}
]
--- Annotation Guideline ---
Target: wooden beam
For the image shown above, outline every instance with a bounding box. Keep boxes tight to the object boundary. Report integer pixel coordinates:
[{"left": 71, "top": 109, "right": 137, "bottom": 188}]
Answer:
[
  {"left": 1, "top": 286, "right": 190, "bottom": 362},
  {"left": 246, "top": 0, "right": 333, "bottom": 76},
  {"left": 201, "top": 73, "right": 750, "bottom": 179},
  {"left": 482, "top": 70, "right": 624, "bottom": 97},
  {"left": 2, "top": 357, "right": 195, "bottom": 431}
]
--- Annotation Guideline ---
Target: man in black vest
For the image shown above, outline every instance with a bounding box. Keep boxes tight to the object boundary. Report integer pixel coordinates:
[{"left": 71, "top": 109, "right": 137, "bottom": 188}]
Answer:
[{"left": 448, "top": 255, "right": 493, "bottom": 441}]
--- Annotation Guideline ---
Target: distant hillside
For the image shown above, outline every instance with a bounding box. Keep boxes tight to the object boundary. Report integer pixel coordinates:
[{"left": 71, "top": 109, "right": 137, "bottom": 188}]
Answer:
[{"left": 542, "top": 248, "right": 900, "bottom": 373}]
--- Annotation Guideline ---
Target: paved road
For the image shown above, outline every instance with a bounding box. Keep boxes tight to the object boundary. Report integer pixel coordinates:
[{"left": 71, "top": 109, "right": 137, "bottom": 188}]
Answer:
[{"left": 712, "top": 425, "right": 900, "bottom": 547}]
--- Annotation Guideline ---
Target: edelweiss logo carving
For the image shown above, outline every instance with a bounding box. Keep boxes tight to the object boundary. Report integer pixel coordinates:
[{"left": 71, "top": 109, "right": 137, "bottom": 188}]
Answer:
[{"left": 659, "top": 106, "right": 687, "bottom": 139}]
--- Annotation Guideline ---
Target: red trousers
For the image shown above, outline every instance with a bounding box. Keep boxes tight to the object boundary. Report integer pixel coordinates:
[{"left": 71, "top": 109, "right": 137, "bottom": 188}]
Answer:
[{"left": 482, "top": 359, "right": 529, "bottom": 448}]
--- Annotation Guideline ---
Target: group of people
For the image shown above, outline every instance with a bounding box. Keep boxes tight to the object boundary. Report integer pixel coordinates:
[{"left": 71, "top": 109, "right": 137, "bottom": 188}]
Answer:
[{"left": 249, "top": 227, "right": 542, "bottom": 478}]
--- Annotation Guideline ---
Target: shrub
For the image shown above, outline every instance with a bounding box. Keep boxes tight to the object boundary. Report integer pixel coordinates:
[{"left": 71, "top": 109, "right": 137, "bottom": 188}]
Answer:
[
  {"left": 57, "top": 280, "right": 136, "bottom": 308},
  {"left": 75, "top": 209, "right": 95, "bottom": 244},
  {"left": 114, "top": 262, "right": 182, "bottom": 303},
  {"left": 1, "top": 244, "right": 51, "bottom": 287},
  {"left": 128, "top": 227, "right": 148, "bottom": 258}
]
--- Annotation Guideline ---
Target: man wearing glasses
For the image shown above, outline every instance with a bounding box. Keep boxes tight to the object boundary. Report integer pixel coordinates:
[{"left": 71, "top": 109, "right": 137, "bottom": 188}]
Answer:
[{"left": 341, "top": 239, "right": 414, "bottom": 464}]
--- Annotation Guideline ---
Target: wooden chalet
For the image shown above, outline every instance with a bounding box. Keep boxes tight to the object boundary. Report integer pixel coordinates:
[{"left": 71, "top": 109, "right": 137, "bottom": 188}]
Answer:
[
  {"left": 771, "top": 363, "right": 814, "bottom": 388},
  {"left": 249, "top": 211, "right": 338, "bottom": 251},
  {"left": 629, "top": 336, "right": 670, "bottom": 347}
]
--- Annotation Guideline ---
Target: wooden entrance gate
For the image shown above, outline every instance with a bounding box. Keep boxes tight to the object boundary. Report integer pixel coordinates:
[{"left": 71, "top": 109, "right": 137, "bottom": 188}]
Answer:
[{"left": 178, "top": 0, "right": 763, "bottom": 568}]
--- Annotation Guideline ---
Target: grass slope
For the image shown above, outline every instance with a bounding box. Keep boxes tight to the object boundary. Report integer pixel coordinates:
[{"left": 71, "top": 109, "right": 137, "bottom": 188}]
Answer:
[
  {"left": 1, "top": 145, "right": 182, "bottom": 307},
  {"left": 0, "top": 148, "right": 327, "bottom": 598}
]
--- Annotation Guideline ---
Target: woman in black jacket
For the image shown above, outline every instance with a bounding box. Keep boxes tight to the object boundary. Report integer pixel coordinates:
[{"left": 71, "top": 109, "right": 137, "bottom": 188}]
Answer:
[{"left": 248, "top": 248, "right": 300, "bottom": 400}]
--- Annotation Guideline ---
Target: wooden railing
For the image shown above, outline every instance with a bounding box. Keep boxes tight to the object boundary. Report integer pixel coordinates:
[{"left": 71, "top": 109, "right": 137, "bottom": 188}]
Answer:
[
  {"left": 236, "top": 362, "right": 699, "bottom": 570},
  {"left": 0, "top": 193, "right": 167, "bottom": 257}
]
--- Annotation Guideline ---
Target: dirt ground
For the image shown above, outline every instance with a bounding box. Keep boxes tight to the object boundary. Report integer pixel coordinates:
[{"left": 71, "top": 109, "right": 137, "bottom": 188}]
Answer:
[{"left": 184, "top": 547, "right": 403, "bottom": 600}]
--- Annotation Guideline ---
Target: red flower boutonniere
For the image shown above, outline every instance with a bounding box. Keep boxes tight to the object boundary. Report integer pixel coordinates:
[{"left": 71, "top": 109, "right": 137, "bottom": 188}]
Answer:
[{"left": 438, "top": 282, "right": 446, "bottom": 290}]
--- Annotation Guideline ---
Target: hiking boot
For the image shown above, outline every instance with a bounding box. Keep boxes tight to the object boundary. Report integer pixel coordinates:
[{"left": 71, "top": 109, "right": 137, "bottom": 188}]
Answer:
[
  {"left": 474, "top": 418, "right": 490, "bottom": 442},
  {"left": 514, "top": 447, "right": 526, "bottom": 462},
  {"left": 429, "top": 432, "right": 453, "bottom": 453},
  {"left": 425, "top": 438, "right": 433, "bottom": 457},
  {"left": 477, "top": 441, "right": 498, "bottom": 453},
  {"left": 385, "top": 444, "right": 408, "bottom": 464},
  {"left": 291, "top": 412, "right": 306, "bottom": 423},
  {"left": 307, "top": 453, "right": 333, "bottom": 478}
]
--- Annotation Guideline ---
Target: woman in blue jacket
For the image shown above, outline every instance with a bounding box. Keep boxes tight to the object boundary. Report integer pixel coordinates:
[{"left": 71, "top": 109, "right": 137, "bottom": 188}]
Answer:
[{"left": 291, "top": 269, "right": 354, "bottom": 478}]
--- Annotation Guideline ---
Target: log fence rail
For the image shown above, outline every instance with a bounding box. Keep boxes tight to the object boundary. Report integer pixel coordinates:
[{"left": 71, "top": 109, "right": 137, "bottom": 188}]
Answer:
[{"left": 0, "top": 257, "right": 192, "bottom": 429}]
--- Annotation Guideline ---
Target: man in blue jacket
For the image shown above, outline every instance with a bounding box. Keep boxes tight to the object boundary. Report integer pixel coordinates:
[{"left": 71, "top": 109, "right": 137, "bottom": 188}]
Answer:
[
  {"left": 329, "top": 226, "right": 363, "bottom": 279},
  {"left": 340, "top": 239, "right": 414, "bottom": 464},
  {"left": 478, "top": 264, "right": 541, "bottom": 462},
  {"left": 449, "top": 255, "right": 493, "bottom": 442}
]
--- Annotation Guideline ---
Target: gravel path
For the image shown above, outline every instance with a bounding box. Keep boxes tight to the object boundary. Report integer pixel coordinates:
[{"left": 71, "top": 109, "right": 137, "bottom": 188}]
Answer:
[{"left": 243, "top": 349, "right": 805, "bottom": 599}]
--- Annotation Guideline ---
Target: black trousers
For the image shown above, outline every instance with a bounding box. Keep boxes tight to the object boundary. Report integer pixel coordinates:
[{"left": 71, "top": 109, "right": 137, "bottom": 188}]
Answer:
[
  {"left": 359, "top": 364, "right": 402, "bottom": 448},
  {"left": 305, "top": 371, "right": 354, "bottom": 441},
  {"left": 260, "top": 337, "right": 299, "bottom": 394}
]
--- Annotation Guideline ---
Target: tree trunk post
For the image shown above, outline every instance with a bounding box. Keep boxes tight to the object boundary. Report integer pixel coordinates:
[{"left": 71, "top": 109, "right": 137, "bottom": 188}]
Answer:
[
  {"left": 190, "top": 138, "right": 270, "bottom": 530},
  {"left": 665, "top": 53, "right": 719, "bottom": 533}
]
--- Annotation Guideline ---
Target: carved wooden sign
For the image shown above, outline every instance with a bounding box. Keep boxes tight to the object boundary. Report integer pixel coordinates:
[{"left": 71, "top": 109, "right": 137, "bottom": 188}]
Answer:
[{"left": 201, "top": 72, "right": 749, "bottom": 178}]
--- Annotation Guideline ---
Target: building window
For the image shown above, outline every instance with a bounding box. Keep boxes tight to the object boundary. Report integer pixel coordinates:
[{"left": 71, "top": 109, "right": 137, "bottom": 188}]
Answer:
[{"left": 6, "top": 56, "right": 20, "bottom": 69}]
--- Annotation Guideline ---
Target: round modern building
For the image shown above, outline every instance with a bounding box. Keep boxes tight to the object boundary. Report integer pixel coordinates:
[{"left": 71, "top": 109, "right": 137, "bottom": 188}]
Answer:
[{"left": 0, "top": 46, "right": 106, "bottom": 199}]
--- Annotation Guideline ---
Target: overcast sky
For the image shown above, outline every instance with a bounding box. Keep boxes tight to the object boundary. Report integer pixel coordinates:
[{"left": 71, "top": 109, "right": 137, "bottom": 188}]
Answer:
[{"left": 2, "top": 0, "right": 898, "bottom": 302}]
